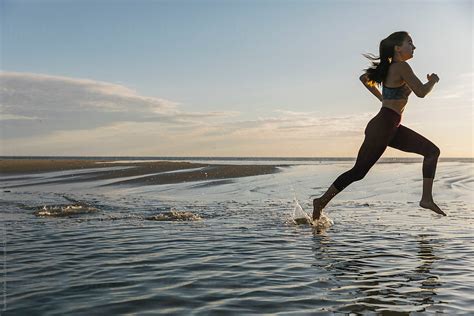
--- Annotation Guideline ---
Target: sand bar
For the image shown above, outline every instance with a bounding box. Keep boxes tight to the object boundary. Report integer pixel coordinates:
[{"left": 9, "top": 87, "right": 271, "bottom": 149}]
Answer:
[{"left": 0, "top": 159, "right": 282, "bottom": 186}]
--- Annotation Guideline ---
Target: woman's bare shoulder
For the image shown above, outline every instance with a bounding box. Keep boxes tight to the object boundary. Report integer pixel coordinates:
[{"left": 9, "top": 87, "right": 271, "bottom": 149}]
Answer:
[
  {"left": 393, "top": 61, "right": 413, "bottom": 73},
  {"left": 385, "top": 62, "right": 409, "bottom": 85}
]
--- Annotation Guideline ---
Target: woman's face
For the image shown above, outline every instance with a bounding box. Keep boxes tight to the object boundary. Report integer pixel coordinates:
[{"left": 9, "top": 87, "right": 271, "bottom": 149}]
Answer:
[{"left": 395, "top": 36, "right": 416, "bottom": 61}]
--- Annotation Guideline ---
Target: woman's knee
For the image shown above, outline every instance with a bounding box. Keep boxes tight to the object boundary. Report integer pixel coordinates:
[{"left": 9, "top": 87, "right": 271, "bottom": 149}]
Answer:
[
  {"left": 426, "top": 144, "right": 441, "bottom": 158},
  {"left": 350, "top": 168, "right": 368, "bottom": 181}
]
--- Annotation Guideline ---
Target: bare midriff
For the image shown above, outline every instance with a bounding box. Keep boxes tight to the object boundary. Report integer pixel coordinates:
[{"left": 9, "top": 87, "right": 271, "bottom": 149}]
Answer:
[{"left": 381, "top": 100, "right": 407, "bottom": 116}]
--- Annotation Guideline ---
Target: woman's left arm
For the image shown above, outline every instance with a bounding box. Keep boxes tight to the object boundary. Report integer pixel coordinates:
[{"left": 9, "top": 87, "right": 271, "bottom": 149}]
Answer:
[{"left": 359, "top": 74, "right": 383, "bottom": 102}]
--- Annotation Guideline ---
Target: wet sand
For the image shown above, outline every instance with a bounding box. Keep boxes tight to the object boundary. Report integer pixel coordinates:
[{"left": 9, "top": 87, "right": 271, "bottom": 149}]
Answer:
[{"left": 0, "top": 159, "right": 282, "bottom": 186}]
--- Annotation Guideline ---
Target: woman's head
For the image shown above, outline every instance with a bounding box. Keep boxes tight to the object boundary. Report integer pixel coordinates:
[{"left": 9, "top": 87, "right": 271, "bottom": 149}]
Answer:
[
  {"left": 384, "top": 32, "right": 416, "bottom": 62},
  {"left": 362, "top": 31, "right": 415, "bottom": 86}
]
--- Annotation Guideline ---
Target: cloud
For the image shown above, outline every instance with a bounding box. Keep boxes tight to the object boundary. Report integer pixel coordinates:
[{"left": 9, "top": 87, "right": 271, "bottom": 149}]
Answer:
[
  {"left": 430, "top": 71, "right": 473, "bottom": 102},
  {"left": 0, "top": 71, "right": 375, "bottom": 156},
  {"left": 1, "top": 71, "right": 176, "bottom": 112},
  {"left": 198, "top": 110, "right": 372, "bottom": 140},
  {"left": 0, "top": 113, "right": 42, "bottom": 121},
  {"left": 0, "top": 72, "right": 239, "bottom": 138}
]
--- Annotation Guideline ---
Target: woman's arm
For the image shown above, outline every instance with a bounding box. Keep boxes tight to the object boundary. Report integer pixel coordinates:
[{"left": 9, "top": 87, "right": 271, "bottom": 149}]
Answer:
[
  {"left": 359, "top": 74, "right": 383, "bottom": 102},
  {"left": 397, "top": 62, "right": 438, "bottom": 98}
]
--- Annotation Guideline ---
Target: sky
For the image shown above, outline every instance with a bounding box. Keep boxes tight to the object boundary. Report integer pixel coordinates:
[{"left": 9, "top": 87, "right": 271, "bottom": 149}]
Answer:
[{"left": 1, "top": 0, "right": 472, "bottom": 157}]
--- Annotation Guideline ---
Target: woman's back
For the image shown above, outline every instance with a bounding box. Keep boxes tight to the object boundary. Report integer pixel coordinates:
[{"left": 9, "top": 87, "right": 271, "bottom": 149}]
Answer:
[
  {"left": 381, "top": 62, "right": 412, "bottom": 114},
  {"left": 383, "top": 62, "right": 405, "bottom": 87}
]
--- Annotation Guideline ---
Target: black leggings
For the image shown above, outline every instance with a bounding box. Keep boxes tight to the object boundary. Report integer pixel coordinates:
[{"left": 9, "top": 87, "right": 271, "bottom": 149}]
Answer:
[{"left": 333, "top": 107, "right": 440, "bottom": 192}]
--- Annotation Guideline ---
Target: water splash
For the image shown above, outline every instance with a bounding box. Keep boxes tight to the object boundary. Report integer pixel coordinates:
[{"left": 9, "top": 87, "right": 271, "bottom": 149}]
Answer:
[
  {"left": 292, "top": 192, "right": 333, "bottom": 228},
  {"left": 313, "top": 212, "right": 334, "bottom": 229},
  {"left": 34, "top": 203, "right": 99, "bottom": 217},
  {"left": 292, "top": 197, "right": 312, "bottom": 225},
  {"left": 146, "top": 209, "right": 202, "bottom": 221}
]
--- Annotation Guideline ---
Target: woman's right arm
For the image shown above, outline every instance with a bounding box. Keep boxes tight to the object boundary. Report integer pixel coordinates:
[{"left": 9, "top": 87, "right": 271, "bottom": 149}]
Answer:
[{"left": 398, "top": 62, "right": 439, "bottom": 98}]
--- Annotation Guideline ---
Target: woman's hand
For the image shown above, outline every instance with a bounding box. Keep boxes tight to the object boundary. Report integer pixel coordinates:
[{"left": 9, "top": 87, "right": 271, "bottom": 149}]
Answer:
[{"left": 427, "top": 73, "right": 440, "bottom": 83}]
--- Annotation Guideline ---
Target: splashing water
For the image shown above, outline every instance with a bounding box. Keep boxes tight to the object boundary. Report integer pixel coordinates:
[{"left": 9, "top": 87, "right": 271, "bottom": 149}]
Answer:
[
  {"left": 34, "top": 203, "right": 99, "bottom": 217},
  {"left": 292, "top": 193, "right": 333, "bottom": 228},
  {"left": 146, "top": 209, "right": 202, "bottom": 221},
  {"left": 292, "top": 197, "right": 312, "bottom": 225}
]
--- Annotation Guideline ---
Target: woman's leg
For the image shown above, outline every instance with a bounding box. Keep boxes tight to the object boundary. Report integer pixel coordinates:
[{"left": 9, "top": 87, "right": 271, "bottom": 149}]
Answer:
[
  {"left": 388, "top": 125, "right": 445, "bottom": 216},
  {"left": 312, "top": 108, "right": 400, "bottom": 220},
  {"left": 313, "top": 137, "right": 388, "bottom": 220}
]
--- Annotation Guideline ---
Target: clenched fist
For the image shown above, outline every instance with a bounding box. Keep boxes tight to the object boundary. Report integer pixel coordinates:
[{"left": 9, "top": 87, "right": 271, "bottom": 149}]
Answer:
[{"left": 427, "top": 73, "right": 439, "bottom": 83}]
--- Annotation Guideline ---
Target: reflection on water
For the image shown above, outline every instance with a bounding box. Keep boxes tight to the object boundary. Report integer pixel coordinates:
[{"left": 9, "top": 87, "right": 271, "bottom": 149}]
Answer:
[
  {"left": 311, "top": 231, "right": 445, "bottom": 314},
  {"left": 414, "top": 234, "right": 442, "bottom": 308}
]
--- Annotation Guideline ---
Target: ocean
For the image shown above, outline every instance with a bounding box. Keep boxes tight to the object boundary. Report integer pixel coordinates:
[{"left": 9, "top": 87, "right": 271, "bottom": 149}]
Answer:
[{"left": 1, "top": 157, "right": 473, "bottom": 315}]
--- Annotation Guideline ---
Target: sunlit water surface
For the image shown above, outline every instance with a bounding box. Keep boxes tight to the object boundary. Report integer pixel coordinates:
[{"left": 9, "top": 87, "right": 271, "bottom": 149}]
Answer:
[{"left": 1, "top": 160, "right": 473, "bottom": 315}]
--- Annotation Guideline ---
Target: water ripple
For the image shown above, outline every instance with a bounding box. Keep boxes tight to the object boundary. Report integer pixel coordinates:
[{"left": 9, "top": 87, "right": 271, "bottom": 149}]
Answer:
[{"left": 2, "top": 163, "right": 473, "bottom": 315}]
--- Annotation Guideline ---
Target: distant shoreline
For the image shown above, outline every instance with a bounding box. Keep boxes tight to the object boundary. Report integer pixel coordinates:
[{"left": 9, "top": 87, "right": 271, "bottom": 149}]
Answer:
[{"left": 1, "top": 156, "right": 472, "bottom": 163}]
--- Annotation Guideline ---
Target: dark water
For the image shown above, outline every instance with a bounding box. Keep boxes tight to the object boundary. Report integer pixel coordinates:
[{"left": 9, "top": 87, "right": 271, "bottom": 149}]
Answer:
[{"left": 1, "top": 160, "right": 473, "bottom": 315}]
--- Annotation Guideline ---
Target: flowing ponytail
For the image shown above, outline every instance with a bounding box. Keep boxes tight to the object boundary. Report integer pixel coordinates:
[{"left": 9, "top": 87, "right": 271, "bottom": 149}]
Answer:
[{"left": 361, "top": 31, "right": 409, "bottom": 87}]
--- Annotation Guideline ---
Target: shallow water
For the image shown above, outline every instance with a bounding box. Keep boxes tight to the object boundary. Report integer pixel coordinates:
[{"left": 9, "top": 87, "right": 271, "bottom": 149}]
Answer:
[{"left": 1, "top": 161, "right": 473, "bottom": 315}]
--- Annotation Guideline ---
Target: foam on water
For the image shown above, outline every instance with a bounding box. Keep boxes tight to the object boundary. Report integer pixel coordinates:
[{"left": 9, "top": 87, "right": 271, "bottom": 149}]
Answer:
[
  {"left": 33, "top": 203, "right": 99, "bottom": 217},
  {"left": 146, "top": 209, "right": 202, "bottom": 221}
]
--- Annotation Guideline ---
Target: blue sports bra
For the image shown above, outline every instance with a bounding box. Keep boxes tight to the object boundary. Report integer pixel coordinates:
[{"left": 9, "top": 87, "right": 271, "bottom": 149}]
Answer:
[{"left": 382, "top": 82, "right": 412, "bottom": 100}]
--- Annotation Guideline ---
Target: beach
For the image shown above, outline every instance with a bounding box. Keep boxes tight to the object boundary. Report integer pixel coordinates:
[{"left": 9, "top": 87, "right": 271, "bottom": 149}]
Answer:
[
  {"left": 1, "top": 157, "right": 473, "bottom": 314},
  {"left": 0, "top": 159, "right": 281, "bottom": 186}
]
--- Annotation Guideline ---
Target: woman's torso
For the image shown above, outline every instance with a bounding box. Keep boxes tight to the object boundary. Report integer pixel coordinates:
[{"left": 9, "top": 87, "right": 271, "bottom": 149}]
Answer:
[{"left": 381, "top": 62, "right": 412, "bottom": 115}]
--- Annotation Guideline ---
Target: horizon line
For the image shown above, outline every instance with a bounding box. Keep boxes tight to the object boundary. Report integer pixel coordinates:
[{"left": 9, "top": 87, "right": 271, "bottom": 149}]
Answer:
[{"left": 1, "top": 156, "right": 473, "bottom": 160}]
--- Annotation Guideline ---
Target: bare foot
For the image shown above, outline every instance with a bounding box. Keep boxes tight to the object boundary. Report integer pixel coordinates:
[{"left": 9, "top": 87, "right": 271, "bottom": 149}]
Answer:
[
  {"left": 313, "top": 198, "right": 324, "bottom": 220},
  {"left": 419, "top": 199, "right": 447, "bottom": 216}
]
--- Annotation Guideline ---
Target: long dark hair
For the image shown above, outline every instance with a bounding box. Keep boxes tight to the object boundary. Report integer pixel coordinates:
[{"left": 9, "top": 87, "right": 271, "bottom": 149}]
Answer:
[{"left": 362, "top": 31, "right": 409, "bottom": 87}]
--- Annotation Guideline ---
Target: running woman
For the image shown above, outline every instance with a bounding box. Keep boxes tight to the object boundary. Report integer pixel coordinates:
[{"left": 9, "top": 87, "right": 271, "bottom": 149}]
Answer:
[{"left": 313, "top": 31, "right": 446, "bottom": 220}]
